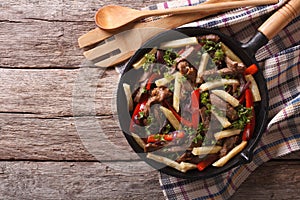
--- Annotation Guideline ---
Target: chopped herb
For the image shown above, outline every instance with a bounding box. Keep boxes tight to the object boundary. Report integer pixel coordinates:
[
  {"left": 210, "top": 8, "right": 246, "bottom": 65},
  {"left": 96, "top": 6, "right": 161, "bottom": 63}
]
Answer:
[
  {"left": 201, "top": 91, "right": 209, "bottom": 105},
  {"left": 184, "top": 126, "right": 196, "bottom": 136},
  {"left": 146, "top": 115, "right": 153, "bottom": 124},
  {"left": 138, "top": 111, "right": 146, "bottom": 119},
  {"left": 163, "top": 49, "right": 178, "bottom": 66},
  {"left": 164, "top": 72, "right": 173, "bottom": 79},
  {"left": 206, "top": 103, "right": 212, "bottom": 111},
  {"left": 168, "top": 82, "right": 174, "bottom": 92},
  {"left": 231, "top": 105, "right": 253, "bottom": 129},
  {"left": 163, "top": 124, "right": 172, "bottom": 134},
  {"left": 213, "top": 48, "right": 224, "bottom": 63},
  {"left": 193, "top": 134, "right": 203, "bottom": 144},
  {"left": 143, "top": 53, "right": 156, "bottom": 71},
  {"left": 141, "top": 86, "right": 147, "bottom": 94}
]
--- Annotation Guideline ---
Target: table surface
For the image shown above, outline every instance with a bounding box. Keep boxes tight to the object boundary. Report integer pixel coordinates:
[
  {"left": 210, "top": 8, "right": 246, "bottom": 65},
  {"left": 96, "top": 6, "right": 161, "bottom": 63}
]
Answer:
[{"left": 1, "top": 0, "right": 299, "bottom": 199}]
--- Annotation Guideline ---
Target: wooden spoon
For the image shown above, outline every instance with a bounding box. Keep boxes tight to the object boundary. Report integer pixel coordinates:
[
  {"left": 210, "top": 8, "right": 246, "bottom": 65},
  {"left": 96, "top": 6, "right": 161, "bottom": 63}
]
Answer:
[{"left": 95, "top": 0, "right": 278, "bottom": 30}]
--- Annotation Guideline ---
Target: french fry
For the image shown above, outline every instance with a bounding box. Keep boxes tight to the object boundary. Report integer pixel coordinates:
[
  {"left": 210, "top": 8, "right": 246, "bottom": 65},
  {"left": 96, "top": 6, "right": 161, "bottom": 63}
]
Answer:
[
  {"left": 123, "top": 83, "right": 133, "bottom": 111},
  {"left": 147, "top": 153, "right": 197, "bottom": 173},
  {"left": 131, "top": 132, "right": 146, "bottom": 149},
  {"left": 160, "top": 37, "right": 199, "bottom": 49},
  {"left": 155, "top": 72, "right": 177, "bottom": 87},
  {"left": 196, "top": 52, "right": 210, "bottom": 83},
  {"left": 214, "top": 129, "right": 242, "bottom": 141},
  {"left": 173, "top": 73, "right": 182, "bottom": 112},
  {"left": 221, "top": 42, "right": 242, "bottom": 62},
  {"left": 211, "top": 89, "right": 240, "bottom": 107},
  {"left": 200, "top": 79, "right": 239, "bottom": 91},
  {"left": 245, "top": 74, "right": 261, "bottom": 102},
  {"left": 192, "top": 146, "right": 222, "bottom": 156},
  {"left": 211, "top": 109, "right": 231, "bottom": 128},
  {"left": 212, "top": 141, "right": 248, "bottom": 167},
  {"left": 132, "top": 48, "right": 157, "bottom": 69},
  {"left": 160, "top": 106, "right": 182, "bottom": 130}
]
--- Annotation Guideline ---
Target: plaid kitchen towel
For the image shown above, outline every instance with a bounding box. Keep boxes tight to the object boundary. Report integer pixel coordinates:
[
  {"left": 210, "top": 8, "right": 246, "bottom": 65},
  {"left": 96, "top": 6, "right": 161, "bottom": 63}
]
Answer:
[{"left": 136, "top": 0, "right": 300, "bottom": 199}]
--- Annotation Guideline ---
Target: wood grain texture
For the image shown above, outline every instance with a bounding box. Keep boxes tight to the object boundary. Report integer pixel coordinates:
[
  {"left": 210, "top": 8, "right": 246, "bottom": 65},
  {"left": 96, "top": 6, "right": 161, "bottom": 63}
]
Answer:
[
  {"left": 0, "top": 0, "right": 299, "bottom": 199},
  {"left": 0, "top": 161, "right": 298, "bottom": 199}
]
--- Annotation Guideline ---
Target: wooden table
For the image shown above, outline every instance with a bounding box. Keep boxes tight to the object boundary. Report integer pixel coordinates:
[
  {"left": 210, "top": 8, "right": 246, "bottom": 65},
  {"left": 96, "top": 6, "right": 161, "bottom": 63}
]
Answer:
[{"left": 1, "top": 0, "right": 299, "bottom": 199}]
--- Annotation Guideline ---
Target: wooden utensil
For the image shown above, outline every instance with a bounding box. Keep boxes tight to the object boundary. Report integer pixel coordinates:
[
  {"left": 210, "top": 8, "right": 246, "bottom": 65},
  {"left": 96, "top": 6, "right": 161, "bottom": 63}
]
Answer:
[
  {"left": 78, "top": 0, "right": 278, "bottom": 67},
  {"left": 95, "top": 0, "right": 278, "bottom": 30}
]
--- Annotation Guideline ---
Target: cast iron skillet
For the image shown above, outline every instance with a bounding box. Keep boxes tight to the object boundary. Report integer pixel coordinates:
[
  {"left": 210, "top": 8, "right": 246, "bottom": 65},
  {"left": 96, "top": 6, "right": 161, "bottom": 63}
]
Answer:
[{"left": 117, "top": 0, "right": 300, "bottom": 179}]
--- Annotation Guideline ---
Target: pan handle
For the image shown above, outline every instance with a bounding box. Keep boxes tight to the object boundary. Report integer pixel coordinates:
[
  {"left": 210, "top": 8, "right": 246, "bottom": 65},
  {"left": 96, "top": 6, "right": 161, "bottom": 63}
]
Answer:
[
  {"left": 242, "top": 0, "right": 300, "bottom": 57},
  {"left": 258, "top": 0, "right": 300, "bottom": 40}
]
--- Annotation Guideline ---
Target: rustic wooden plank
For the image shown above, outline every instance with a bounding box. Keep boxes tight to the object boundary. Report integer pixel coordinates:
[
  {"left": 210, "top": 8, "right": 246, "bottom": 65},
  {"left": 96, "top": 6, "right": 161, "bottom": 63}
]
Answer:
[
  {"left": 0, "top": 161, "right": 164, "bottom": 200},
  {"left": 0, "top": 0, "right": 162, "bottom": 69},
  {"left": 0, "top": 68, "right": 118, "bottom": 117},
  {"left": 0, "top": 113, "right": 299, "bottom": 161},
  {"left": 0, "top": 113, "right": 136, "bottom": 161},
  {"left": 0, "top": 161, "right": 298, "bottom": 199},
  {"left": 231, "top": 161, "right": 300, "bottom": 200}
]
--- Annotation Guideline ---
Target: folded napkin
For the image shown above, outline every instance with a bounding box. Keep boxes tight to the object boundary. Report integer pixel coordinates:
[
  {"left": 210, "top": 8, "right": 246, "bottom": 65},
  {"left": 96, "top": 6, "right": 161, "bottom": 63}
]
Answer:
[{"left": 119, "top": 0, "right": 300, "bottom": 199}]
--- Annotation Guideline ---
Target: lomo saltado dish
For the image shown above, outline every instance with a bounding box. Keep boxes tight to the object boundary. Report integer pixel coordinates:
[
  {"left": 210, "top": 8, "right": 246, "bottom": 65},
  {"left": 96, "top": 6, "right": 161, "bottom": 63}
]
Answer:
[{"left": 122, "top": 34, "right": 261, "bottom": 173}]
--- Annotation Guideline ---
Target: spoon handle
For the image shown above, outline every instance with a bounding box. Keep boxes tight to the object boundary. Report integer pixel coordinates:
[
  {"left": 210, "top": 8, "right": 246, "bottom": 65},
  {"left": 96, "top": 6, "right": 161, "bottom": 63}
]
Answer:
[
  {"left": 142, "top": 0, "right": 278, "bottom": 16},
  {"left": 258, "top": 0, "right": 300, "bottom": 40}
]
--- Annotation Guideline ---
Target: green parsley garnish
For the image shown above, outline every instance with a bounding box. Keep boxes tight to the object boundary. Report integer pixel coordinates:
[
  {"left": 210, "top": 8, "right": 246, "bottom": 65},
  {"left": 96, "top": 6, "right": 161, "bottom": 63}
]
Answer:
[
  {"left": 163, "top": 49, "right": 178, "bottom": 66},
  {"left": 142, "top": 53, "right": 156, "bottom": 71},
  {"left": 232, "top": 105, "right": 253, "bottom": 129}
]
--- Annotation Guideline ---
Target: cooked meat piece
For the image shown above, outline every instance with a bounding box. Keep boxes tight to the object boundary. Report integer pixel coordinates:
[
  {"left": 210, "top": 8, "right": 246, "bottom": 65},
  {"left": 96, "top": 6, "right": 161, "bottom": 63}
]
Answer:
[
  {"left": 226, "top": 104, "right": 238, "bottom": 121},
  {"left": 137, "top": 87, "right": 172, "bottom": 125},
  {"left": 210, "top": 94, "right": 238, "bottom": 121},
  {"left": 200, "top": 67, "right": 240, "bottom": 81},
  {"left": 225, "top": 56, "right": 246, "bottom": 72},
  {"left": 210, "top": 93, "right": 226, "bottom": 110},
  {"left": 176, "top": 151, "right": 202, "bottom": 164},
  {"left": 199, "top": 107, "right": 210, "bottom": 130},
  {"left": 219, "top": 136, "right": 240, "bottom": 157},
  {"left": 176, "top": 60, "right": 197, "bottom": 84},
  {"left": 133, "top": 80, "right": 147, "bottom": 103},
  {"left": 149, "top": 86, "right": 172, "bottom": 103},
  {"left": 144, "top": 141, "right": 166, "bottom": 152}
]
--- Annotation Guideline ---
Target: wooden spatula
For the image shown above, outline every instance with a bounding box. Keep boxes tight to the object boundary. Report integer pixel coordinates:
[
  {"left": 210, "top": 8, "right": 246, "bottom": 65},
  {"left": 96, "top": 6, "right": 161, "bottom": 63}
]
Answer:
[{"left": 78, "top": 0, "right": 278, "bottom": 67}]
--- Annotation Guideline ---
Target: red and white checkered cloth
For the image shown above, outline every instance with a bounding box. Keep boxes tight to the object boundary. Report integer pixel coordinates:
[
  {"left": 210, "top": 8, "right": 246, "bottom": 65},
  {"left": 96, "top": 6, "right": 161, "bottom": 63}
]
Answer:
[{"left": 137, "top": 0, "right": 300, "bottom": 199}]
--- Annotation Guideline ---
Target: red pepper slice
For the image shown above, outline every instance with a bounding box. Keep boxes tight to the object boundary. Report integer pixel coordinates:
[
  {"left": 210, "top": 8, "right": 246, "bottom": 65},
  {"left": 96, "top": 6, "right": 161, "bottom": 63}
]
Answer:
[
  {"left": 147, "top": 131, "right": 186, "bottom": 143},
  {"left": 191, "top": 89, "right": 200, "bottom": 129},
  {"left": 244, "top": 64, "right": 259, "bottom": 75},
  {"left": 130, "top": 96, "right": 148, "bottom": 132},
  {"left": 197, "top": 154, "right": 219, "bottom": 171},
  {"left": 147, "top": 135, "right": 158, "bottom": 143},
  {"left": 163, "top": 101, "right": 193, "bottom": 127},
  {"left": 242, "top": 89, "right": 256, "bottom": 141},
  {"left": 146, "top": 73, "right": 159, "bottom": 91}
]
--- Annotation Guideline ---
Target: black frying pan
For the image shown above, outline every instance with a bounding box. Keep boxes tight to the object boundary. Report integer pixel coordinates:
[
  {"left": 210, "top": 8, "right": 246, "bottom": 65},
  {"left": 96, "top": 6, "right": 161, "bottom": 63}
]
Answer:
[{"left": 117, "top": 0, "right": 300, "bottom": 179}]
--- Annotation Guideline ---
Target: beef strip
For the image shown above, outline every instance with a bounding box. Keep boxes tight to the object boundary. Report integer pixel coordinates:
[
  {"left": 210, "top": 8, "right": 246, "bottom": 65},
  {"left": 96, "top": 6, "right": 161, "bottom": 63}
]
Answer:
[
  {"left": 199, "top": 66, "right": 243, "bottom": 81},
  {"left": 225, "top": 56, "right": 246, "bottom": 72},
  {"left": 199, "top": 107, "right": 210, "bottom": 130},
  {"left": 210, "top": 94, "right": 238, "bottom": 121},
  {"left": 176, "top": 151, "right": 202, "bottom": 164},
  {"left": 144, "top": 141, "right": 166, "bottom": 152},
  {"left": 219, "top": 136, "right": 240, "bottom": 157}
]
